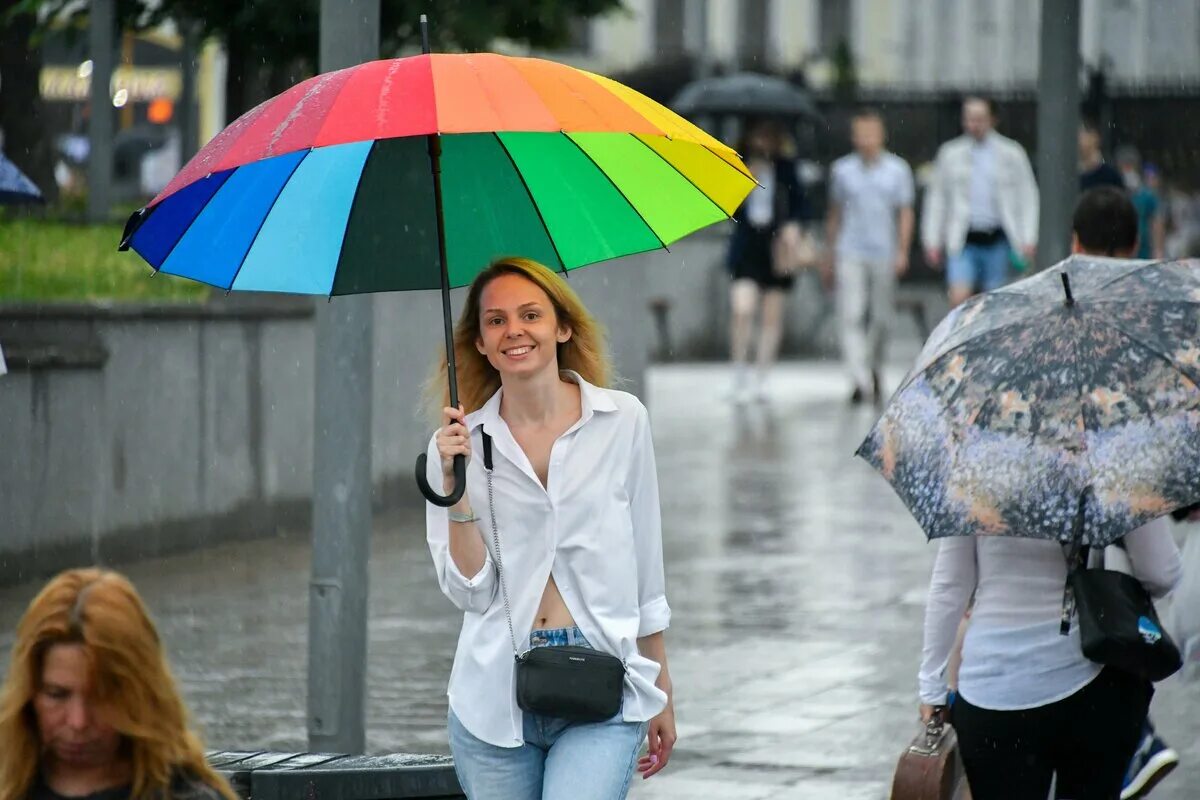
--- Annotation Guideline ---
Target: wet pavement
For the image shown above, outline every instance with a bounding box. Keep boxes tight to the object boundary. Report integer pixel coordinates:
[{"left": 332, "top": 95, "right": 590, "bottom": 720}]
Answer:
[{"left": 2, "top": 362, "right": 1198, "bottom": 799}]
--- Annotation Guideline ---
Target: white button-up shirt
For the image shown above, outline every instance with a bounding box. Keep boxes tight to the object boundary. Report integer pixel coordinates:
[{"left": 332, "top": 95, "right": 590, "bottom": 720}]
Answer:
[{"left": 425, "top": 372, "right": 671, "bottom": 747}]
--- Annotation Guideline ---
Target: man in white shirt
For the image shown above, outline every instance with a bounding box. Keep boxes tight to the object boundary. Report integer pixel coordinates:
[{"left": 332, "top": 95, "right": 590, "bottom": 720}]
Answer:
[
  {"left": 824, "top": 109, "right": 915, "bottom": 404},
  {"left": 922, "top": 97, "right": 1039, "bottom": 307}
]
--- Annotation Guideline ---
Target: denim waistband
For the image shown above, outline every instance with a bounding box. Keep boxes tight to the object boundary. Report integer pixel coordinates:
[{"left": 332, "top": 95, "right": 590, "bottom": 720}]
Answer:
[{"left": 529, "top": 626, "right": 591, "bottom": 649}]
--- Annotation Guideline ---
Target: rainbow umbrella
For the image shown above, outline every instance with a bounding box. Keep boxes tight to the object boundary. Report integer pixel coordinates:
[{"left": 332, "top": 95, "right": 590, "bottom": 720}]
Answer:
[{"left": 119, "top": 25, "right": 754, "bottom": 503}]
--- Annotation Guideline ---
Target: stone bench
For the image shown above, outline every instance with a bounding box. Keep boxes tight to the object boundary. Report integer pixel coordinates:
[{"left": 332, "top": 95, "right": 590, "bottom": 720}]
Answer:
[{"left": 207, "top": 751, "right": 464, "bottom": 800}]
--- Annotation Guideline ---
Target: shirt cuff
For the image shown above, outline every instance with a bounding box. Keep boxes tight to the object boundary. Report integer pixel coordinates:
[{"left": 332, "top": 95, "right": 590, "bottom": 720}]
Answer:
[
  {"left": 918, "top": 677, "right": 950, "bottom": 707},
  {"left": 637, "top": 596, "right": 671, "bottom": 637}
]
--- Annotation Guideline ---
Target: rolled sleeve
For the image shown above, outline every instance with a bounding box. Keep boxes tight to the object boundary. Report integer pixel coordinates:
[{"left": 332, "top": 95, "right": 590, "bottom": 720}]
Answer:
[
  {"left": 628, "top": 404, "right": 671, "bottom": 637},
  {"left": 638, "top": 595, "right": 672, "bottom": 638},
  {"left": 424, "top": 432, "right": 498, "bottom": 614}
]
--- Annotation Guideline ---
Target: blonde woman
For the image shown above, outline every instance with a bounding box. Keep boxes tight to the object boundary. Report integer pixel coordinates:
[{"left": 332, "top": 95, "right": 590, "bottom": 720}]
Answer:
[
  {"left": 0, "top": 568, "right": 235, "bottom": 800},
  {"left": 424, "top": 257, "right": 676, "bottom": 799}
]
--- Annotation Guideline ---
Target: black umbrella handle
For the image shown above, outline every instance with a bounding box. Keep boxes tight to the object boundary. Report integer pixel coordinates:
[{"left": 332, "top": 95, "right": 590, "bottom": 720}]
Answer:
[{"left": 416, "top": 453, "right": 467, "bottom": 507}]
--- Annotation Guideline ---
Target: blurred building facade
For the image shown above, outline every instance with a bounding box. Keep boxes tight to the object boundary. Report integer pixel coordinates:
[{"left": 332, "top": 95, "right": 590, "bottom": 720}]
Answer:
[{"left": 563, "top": 0, "right": 1200, "bottom": 90}]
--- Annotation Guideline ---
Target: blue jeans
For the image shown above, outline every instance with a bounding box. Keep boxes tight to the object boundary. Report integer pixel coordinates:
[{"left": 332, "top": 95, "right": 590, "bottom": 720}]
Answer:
[
  {"left": 946, "top": 240, "right": 1011, "bottom": 293},
  {"left": 448, "top": 627, "right": 648, "bottom": 800}
]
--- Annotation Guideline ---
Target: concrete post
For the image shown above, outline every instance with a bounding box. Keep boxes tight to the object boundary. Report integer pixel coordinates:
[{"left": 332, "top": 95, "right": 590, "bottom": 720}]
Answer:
[
  {"left": 1035, "top": 0, "right": 1082, "bottom": 266},
  {"left": 308, "top": 0, "right": 379, "bottom": 755},
  {"left": 86, "top": 0, "right": 115, "bottom": 223},
  {"left": 179, "top": 23, "right": 200, "bottom": 163},
  {"left": 690, "top": 0, "right": 714, "bottom": 79}
]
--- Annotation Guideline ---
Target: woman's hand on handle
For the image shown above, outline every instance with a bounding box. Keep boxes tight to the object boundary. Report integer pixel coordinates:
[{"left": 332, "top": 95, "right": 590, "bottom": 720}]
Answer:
[{"left": 437, "top": 405, "right": 470, "bottom": 486}]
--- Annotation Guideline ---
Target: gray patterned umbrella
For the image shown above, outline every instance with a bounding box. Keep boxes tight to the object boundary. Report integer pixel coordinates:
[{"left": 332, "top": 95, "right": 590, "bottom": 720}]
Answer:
[
  {"left": 0, "top": 151, "right": 44, "bottom": 205},
  {"left": 858, "top": 255, "right": 1200, "bottom": 546}
]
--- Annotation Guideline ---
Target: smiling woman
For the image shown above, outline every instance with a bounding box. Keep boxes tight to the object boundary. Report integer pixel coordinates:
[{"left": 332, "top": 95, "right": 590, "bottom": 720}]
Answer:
[
  {"left": 0, "top": 569, "right": 235, "bottom": 800},
  {"left": 422, "top": 257, "right": 676, "bottom": 799}
]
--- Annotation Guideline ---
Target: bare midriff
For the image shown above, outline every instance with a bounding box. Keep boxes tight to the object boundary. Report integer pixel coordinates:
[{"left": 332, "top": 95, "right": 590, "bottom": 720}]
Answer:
[{"left": 532, "top": 574, "right": 575, "bottom": 631}]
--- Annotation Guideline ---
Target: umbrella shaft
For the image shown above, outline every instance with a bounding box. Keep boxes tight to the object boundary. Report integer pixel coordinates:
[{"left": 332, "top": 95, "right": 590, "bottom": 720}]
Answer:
[{"left": 427, "top": 132, "right": 460, "bottom": 409}]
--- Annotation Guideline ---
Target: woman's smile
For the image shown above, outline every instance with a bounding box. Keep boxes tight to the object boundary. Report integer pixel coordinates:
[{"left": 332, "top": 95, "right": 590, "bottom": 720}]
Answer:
[{"left": 503, "top": 344, "right": 534, "bottom": 359}]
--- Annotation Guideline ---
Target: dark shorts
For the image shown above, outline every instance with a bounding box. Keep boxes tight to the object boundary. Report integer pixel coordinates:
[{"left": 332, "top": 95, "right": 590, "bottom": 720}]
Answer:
[{"left": 730, "top": 226, "right": 794, "bottom": 291}]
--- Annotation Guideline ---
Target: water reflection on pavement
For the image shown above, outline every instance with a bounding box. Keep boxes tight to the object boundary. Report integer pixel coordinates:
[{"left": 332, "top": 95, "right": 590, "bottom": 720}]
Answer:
[{"left": 1, "top": 363, "right": 1196, "bottom": 799}]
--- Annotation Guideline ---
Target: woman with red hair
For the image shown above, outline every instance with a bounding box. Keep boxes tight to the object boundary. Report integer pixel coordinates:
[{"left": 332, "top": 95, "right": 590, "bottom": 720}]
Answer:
[{"left": 0, "top": 568, "right": 235, "bottom": 800}]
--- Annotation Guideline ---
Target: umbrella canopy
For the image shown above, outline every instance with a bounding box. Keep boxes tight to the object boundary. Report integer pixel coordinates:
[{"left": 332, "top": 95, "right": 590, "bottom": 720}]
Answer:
[
  {"left": 120, "top": 53, "right": 755, "bottom": 294},
  {"left": 857, "top": 255, "right": 1200, "bottom": 547},
  {"left": 671, "top": 72, "right": 820, "bottom": 120},
  {"left": 0, "top": 152, "right": 44, "bottom": 205},
  {"left": 119, "top": 42, "right": 755, "bottom": 506}
]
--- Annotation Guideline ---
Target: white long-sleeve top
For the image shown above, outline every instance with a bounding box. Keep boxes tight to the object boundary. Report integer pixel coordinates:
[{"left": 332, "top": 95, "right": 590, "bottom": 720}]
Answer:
[
  {"left": 425, "top": 372, "right": 671, "bottom": 747},
  {"left": 920, "top": 520, "right": 1182, "bottom": 711}
]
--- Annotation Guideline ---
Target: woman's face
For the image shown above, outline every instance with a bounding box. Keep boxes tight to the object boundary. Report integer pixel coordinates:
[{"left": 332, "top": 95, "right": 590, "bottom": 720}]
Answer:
[
  {"left": 747, "top": 128, "right": 774, "bottom": 158},
  {"left": 34, "top": 643, "right": 122, "bottom": 770},
  {"left": 476, "top": 274, "right": 572, "bottom": 380}
]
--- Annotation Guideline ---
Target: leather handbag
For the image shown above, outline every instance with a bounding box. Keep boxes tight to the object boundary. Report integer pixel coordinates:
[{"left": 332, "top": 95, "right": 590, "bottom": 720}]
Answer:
[
  {"left": 1064, "top": 543, "right": 1182, "bottom": 682},
  {"left": 771, "top": 222, "right": 818, "bottom": 277},
  {"left": 480, "top": 428, "right": 626, "bottom": 723},
  {"left": 891, "top": 710, "right": 966, "bottom": 800}
]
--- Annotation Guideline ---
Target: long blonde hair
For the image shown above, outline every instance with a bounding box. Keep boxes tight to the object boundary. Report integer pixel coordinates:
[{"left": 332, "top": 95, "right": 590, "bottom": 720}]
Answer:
[
  {"left": 430, "top": 257, "right": 612, "bottom": 415},
  {"left": 0, "top": 569, "right": 237, "bottom": 800}
]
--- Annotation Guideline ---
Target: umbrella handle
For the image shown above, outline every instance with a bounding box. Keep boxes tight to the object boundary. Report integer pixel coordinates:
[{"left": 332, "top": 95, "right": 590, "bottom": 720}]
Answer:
[{"left": 415, "top": 453, "right": 467, "bottom": 507}]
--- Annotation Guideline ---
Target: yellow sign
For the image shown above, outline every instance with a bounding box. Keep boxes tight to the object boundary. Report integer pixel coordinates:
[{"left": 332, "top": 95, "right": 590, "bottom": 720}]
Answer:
[{"left": 40, "top": 66, "right": 182, "bottom": 102}]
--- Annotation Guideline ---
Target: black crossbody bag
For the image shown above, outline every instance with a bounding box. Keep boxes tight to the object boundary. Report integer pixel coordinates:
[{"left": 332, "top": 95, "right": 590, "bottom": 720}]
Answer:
[
  {"left": 1061, "top": 541, "right": 1181, "bottom": 682},
  {"left": 480, "top": 428, "right": 626, "bottom": 723}
]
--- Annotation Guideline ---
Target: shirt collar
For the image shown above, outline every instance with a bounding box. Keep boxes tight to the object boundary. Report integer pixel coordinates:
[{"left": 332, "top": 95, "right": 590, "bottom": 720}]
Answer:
[{"left": 467, "top": 370, "right": 616, "bottom": 432}]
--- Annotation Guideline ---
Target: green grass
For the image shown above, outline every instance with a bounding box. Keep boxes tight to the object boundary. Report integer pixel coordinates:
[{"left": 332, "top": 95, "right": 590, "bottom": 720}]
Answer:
[{"left": 0, "top": 219, "right": 210, "bottom": 303}]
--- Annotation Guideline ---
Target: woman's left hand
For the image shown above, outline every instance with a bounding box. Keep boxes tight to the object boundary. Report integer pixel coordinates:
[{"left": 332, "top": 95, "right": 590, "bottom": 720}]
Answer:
[{"left": 638, "top": 703, "right": 677, "bottom": 779}]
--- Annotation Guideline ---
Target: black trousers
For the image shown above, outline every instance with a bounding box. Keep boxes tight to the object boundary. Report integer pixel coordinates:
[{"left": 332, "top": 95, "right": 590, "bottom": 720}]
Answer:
[{"left": 952, "top": 668, "right": 1152, "bottom": 800}]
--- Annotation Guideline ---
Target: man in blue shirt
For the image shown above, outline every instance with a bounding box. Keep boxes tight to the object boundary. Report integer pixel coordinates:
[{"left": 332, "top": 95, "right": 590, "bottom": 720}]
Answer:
[{"left": 823, "top": 109, "right": 914, "bottom": 404}]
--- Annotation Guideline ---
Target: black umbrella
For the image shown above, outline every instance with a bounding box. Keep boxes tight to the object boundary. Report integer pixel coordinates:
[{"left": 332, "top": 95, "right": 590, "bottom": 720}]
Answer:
[{"left": 671, "top": 72, "right": 821, "bottom": 120}]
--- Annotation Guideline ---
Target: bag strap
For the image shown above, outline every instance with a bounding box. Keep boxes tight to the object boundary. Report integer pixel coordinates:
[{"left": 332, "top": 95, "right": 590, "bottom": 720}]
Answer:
[
  {"left": 1060, "top": 540, "right": 1087, "bottom": 636},
  {"left": 481, "top": 427, "right": 494, "bottom": 471},
  {"left": 480, "top": 427, "right": 524, "bottom": 661}
]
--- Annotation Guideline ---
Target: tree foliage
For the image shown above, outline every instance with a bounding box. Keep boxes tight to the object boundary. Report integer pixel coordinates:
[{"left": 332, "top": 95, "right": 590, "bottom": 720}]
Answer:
[
  {"left": 1, "top": 0, "right": 622, "bottom": 203},
  {"left": 8, "top": 0, "right": 625, "bottom": 73}
]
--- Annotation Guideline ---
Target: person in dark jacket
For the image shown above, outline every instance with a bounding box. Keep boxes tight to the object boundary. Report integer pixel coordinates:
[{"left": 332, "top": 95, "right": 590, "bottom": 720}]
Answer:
[{"left": 726, "top": 119, "right": 807, "bottom": 402}]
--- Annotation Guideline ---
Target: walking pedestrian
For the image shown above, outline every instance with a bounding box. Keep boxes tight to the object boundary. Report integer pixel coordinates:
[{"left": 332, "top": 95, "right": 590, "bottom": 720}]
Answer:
[
  {"left": 921, "top": 96, "right": 1039, "bottom": 307},
  {"left": 919, "top": 188, "right": 1183, "bottom": 800},
  {"left": 0, "top": 569, "right": 236, "bottom": 800},
  {"left": 725, "top": 119, "right": 808, "bottom": 402},
  {"left": 424, "top": 257, "right": 675, "bottom": 800},
  {"left": 1078, "top": 120, "right": 1125, "bottom": 192},
  {"left": 823, "top": 108, "right": 914, "bottom": 405},
  {"left": 1115, "top": 147, "right": 1166, "bottom": 261}
]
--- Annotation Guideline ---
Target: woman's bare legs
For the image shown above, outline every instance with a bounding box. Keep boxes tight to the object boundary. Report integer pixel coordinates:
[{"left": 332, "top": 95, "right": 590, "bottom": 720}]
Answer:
[
  {"left": 755, "top": 289, "right": 787, "bottom": 396},
  {"left": 730, "top": 279, "right": 760, "bottom": 398}
]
